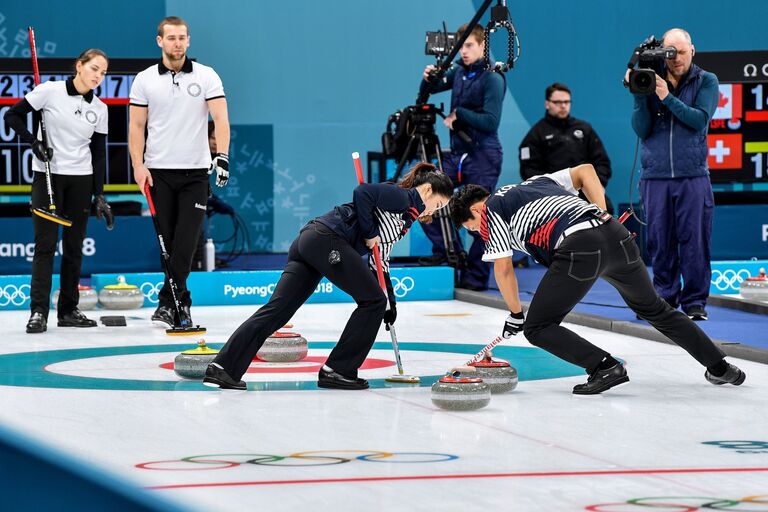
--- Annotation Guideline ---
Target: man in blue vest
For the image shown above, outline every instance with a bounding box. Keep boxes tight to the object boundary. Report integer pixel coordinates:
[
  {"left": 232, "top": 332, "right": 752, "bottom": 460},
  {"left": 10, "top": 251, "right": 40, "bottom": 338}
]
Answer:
[
  {"left": 629, "top": 28, "right": 719, "bottom": 321},
  {"left": 417, "top": 22, "right": 505, "bottom": 291}
]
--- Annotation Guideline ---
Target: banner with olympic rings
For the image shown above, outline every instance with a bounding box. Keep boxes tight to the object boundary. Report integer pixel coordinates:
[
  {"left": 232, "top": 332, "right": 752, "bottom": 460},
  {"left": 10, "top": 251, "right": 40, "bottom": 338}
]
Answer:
[
  {"left": 0, "top": 274, "right": 59, "bottom": 311},
  {"left": 90, "top": 266, "right": 453, "bottom": 308}
]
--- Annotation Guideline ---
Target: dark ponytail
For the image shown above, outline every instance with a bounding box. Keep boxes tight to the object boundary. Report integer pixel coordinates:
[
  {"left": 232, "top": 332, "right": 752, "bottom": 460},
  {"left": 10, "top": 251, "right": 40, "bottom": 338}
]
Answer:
[{"left": 398, "top": 162, "right": 453, "bottom": 198}]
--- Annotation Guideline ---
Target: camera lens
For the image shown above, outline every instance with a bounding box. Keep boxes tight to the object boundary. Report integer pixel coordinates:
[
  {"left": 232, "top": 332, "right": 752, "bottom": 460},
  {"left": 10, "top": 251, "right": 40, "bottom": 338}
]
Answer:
[
  {"left": 635, "top": 73, "right": 652, "bottom": 89},
  {"left": 629, "top": 69, "right": 656, "bottom": 94}
]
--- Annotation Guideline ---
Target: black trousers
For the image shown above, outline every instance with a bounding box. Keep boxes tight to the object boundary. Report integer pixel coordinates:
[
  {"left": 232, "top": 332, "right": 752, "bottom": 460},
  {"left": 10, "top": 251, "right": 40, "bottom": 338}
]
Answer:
[
  {"left": 30, "top": 172, "right": 92, "bottom": 318},
  {"left": 523, "top": 219, "right": 725, "bottom": 373},
  {"left": 148, "top": 169, "right": 208, "bottom": 308},
  {"left": 214, "top": 221, "right": 387, "bottom": 380}
]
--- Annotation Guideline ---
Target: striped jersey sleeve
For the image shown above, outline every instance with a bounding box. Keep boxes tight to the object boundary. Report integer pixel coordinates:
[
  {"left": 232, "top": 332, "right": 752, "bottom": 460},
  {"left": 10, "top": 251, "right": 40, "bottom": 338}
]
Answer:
[
  {"left": 480, "top": 206, "right": 515, "bottom": 261},
  {"left": 367, "top": 205, "right": 420, "bottom": 273}
]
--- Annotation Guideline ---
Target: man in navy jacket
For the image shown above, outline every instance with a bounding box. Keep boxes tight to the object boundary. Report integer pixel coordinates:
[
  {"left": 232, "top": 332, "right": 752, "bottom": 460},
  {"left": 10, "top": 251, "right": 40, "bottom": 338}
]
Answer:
[
  {"left": 418, "top": 22, "right": 505, "bottom": 291},
  {"left": 629, "top": 28, "right": 719, "bottom": 321}
]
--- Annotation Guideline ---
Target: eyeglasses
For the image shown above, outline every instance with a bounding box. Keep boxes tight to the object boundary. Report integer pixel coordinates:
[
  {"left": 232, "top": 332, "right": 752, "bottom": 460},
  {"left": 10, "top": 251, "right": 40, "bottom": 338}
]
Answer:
[{"left": 547, "top": 100, "right": 571, "bottom": 106}]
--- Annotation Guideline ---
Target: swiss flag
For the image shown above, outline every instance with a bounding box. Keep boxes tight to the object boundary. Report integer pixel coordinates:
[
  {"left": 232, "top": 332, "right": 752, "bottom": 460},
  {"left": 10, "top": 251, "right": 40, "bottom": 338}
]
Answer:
[
  {"left": 713, "top": 84, "right": 742, "bottom": 121},
  {"left": 707, "top": 133, "right": 742, "bottom": 169}
]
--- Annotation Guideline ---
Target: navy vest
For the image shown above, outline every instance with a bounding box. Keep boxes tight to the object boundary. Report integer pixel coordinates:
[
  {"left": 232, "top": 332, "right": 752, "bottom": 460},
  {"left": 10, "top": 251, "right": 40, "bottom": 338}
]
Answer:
[
  {"left": 640, "top": 64, "right": 709, "bottom": 179},
  {"left": 450, "top": 60, "right": 502, "bottom": 154}
]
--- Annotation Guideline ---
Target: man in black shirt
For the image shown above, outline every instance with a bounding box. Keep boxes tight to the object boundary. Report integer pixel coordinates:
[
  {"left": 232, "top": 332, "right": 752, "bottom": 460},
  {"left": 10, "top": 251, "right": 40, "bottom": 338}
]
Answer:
[{"left": 519, "top": 83, "right": 613, "bottom": 213}]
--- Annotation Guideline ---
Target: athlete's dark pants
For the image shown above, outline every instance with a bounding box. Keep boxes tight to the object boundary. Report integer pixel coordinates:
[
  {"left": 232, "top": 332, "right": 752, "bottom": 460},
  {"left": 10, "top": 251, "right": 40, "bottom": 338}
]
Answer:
[
  {"left": 30, "top": 172, "right": 92, "bottom": 319},
  {"left": 214, "top": 221, "right": 387, "bottom": 380},
  {"left": 523, "top": 219, "right": 725, "bottom": 373},
  {"left": 148, "top": 169, "right": 208, "bottom": 308}
]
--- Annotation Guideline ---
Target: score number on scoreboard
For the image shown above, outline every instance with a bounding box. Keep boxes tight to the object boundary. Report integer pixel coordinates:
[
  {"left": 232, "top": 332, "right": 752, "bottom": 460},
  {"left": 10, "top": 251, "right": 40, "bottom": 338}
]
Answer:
[
  {"left": 0, "top": 73, "right": 135, "bottom": 193},
  {"left": 708, "top": 81, "right": 768, "bottom": 183}
]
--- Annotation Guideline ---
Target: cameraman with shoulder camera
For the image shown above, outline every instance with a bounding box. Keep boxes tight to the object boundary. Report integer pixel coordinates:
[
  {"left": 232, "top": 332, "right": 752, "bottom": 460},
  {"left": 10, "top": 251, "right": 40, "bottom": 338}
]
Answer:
[
  {"left": 418, "top": 22, "right": 506, "bottom": 292},
  {"left": 627, "top": 28, "right": 719, "bottom": 321}
]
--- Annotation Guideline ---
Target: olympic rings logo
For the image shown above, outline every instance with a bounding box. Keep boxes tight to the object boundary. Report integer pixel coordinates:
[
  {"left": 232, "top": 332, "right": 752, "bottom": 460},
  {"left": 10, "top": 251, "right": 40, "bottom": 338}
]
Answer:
[
  {"left": 586, "top": 495, "right": 768, "bottom": 511},
  {"left": 711, "top": 269, "right": 751, "bottom": 292},
  {"left": 391, "top": 276, "right": 415, "bottom": 298},
  {"left": 140, "top": 281, "right": 164, "bottom": 304},
  {"left": 0, "top": 284, "right": 30, "bottom": 307},
  {"left": 702, "top": 440, "right": 768, "bottom": 454},
  {"left": 136, "top": 451, "right": 458, "bottom": 471}
]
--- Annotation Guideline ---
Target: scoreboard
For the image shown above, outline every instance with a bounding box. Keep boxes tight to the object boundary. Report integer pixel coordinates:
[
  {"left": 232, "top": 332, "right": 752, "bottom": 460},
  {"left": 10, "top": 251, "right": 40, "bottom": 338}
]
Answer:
[
  {"left": 0, "top": 58, "right": 157, "bottom": 194},
  {"left": 698, "top": 50, "right": 768, "bottom": 184}
]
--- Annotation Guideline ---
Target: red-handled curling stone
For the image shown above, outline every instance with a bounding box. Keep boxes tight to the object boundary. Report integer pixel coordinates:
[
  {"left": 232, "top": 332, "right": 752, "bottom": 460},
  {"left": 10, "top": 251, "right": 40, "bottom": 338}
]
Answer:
[
  {"left": 740, "top": 268, "right": 768, "bottom": 300},
  {"left": 256, "top": 331, "right": 308, "bottom": 362},
  {"left": 431, "top": 370, "right": 491, "bottom": 411},
  {"left": 468, "top": 352, "right": 518, "bottom": 394}
]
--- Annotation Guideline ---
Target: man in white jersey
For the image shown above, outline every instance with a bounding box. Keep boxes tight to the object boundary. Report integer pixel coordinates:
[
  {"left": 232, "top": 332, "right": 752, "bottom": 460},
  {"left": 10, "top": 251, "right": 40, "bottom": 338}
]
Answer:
[
  {"left": 449, "top": 164, "right": 745, "bottom": 394},
  {"left": 129, "top": 16, "right": 230, "bottom": 328}
]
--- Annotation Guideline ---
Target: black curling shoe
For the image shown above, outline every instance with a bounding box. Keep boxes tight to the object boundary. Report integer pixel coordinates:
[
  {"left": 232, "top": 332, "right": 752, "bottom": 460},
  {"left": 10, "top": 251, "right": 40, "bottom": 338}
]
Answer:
[
  {"left": 573, "top": 363, "right": 629, "bottom": 395},
  {"left": 151, "top": 305, "right": 175, "bottom": 327},
  {"left": 58, "top": 309, "right": 97, "bottom": 328},
  {"left": 203, "top": 363, "right": 247, "bottom": 390},
  {"left": 26, "top": 312, "right": 47, "bottom": 333},
  {"left": 318, "top": 367, "right": 369, "bottom": 390},
  {"left": 705, "top": 363, "right": 746, "bottom": 386}
]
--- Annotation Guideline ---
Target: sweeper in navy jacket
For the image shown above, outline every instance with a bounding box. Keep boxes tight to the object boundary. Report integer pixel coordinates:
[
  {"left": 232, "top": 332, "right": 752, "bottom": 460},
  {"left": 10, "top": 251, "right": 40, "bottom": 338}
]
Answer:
[{"left": 204, "top": 163, "right": 454, "bottom": 390}]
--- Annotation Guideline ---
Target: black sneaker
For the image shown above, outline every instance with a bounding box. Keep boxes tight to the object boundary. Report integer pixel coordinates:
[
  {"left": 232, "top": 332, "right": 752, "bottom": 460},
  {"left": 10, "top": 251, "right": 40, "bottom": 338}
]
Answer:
[
  {"left": 58, "top": 308, "right": 97, "bottom": 328},
  {"left": 705, "top": 363, "right": 746, "bottom": 386},
  {"left": 202, "top": 363, "right": 247, "bottom": 390},
  {"left": 418, "top": 254, "right": 447, "bottom": 266},
  {"left": 26, "top": 312, "right": 47, "bottom": 334},
  {"left": 685, "top": 305, "right": 708, "bottom": 321},
  {"left": 573, "top": 363, "right": 629, "bottom": 395},
  {"left": 151, "top": 305, "right": 175, "bottom": 327},
  {"left": 318, "top": 367, "right": 369, "bottom": 390}
]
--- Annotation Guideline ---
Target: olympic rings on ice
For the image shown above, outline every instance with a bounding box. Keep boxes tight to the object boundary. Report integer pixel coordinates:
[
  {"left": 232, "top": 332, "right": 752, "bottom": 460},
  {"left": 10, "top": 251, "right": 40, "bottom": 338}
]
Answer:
[
  {"left": 585, "top": 495, "right": 768, "bottom": 511},
  {"left": 136, "top": 450, "right": 459, "bottom": 470}
]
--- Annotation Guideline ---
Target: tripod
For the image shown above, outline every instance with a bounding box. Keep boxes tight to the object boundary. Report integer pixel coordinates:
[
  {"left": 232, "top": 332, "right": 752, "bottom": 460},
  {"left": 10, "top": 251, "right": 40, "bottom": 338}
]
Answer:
[{"left": 390, "top": 105, "right": 466, "bottom": 270}]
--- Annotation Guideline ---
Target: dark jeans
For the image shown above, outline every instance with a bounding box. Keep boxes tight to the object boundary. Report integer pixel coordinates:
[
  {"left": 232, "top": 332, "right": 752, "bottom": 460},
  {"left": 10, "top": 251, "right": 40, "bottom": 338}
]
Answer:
[
  {"left": 422, "top": 149, "right": 502, "bottom": 288},
  {"left": 148, "top": 169, "right": 208, "bottom": 308},
  {"left": 214, "top": 222, "right": 387, "bottom": 380},
  {"left": 640, "top": 176, "right": 714, "bottom": 310},
  {"left": 523, "top": 219, "right": 725, "bottom": 373},
  {"left": 30, "top": 172, "right": 92, "bottom": 319}
]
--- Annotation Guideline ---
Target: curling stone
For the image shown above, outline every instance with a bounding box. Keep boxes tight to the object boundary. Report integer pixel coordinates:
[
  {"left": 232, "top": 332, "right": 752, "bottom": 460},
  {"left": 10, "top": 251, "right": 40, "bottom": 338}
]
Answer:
[
  {"left": 256, "top": 332, "right": 308, "bottom": 362},
  {"left": 431, "top": 371, "right": 491, "bottom": 411},
  {"left": 52, "top": 284, "right": 98, "bottom": 310},
  {"left": 173, "top": 340, "right": 219, "bottom": 379},
  {"left": 98, "top": 275, "right": 145, "bottom": 309},
  {"left": 468, "top": 353, "right": 518, "bottom": 394},
  {"left": 740, "top": 268, "right": 768, "bottom": 301}
]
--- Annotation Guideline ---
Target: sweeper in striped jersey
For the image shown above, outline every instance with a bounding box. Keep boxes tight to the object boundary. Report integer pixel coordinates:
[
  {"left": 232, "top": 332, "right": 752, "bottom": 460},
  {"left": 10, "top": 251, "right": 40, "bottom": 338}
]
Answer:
[
  {"left": 449, "top": 164, "right": 745, "bottom": 394},
  {"left": 203, "top": 163, "right": 454, "bottom": 391}
]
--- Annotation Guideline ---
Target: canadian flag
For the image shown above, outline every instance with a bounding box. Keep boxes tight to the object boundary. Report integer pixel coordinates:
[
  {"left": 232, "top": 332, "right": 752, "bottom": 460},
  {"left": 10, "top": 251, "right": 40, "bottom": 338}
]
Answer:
[
  {"left": 708, "top": 133, "right": 742, "bottom": 169},
  {"left": 713, "top": 84, "right": 742, "bottom": 121}
]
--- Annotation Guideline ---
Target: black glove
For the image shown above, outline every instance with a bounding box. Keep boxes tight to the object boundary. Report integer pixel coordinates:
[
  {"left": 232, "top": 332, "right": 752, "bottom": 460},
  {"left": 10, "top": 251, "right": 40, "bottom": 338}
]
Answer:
[
  {"left": 209, "top": 153, "right": 229, "bottom": 187},
  {"left": 31, "top": 140, "right": 53, "bottom": 162},
  {"left": 383, "top": 304, "right": 397, "bottom": 330},
  {"left": 503, "top": 310, "right": 525, "bottom": 338},
  {"left": 94, "top": 194, "right": 114, "bottom": 230}
]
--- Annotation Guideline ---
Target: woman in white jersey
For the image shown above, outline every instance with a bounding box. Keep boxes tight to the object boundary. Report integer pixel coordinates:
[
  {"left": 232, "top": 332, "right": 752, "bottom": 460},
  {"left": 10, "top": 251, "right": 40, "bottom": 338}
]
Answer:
[{"left": 3, "top": 49, "right": 114, "bottom": 334}]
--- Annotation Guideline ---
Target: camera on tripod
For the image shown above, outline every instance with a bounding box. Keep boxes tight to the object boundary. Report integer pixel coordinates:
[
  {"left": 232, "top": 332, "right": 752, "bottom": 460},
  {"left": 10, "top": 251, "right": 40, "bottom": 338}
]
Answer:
[{"left": 626, "top": 35, "right": 678, "bottom": 94}]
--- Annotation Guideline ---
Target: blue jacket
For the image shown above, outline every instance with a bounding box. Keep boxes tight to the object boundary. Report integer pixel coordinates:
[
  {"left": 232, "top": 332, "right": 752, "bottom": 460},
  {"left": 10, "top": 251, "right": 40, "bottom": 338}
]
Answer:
[
  {"left": 631, "top": 63, "right": 719, "bottom": 179},
  {"left": 315, "top": 183, "right": 425, "bottom": 256},
  {"left": 420, "top": 59, "right": 505, "bottom": 154}
]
